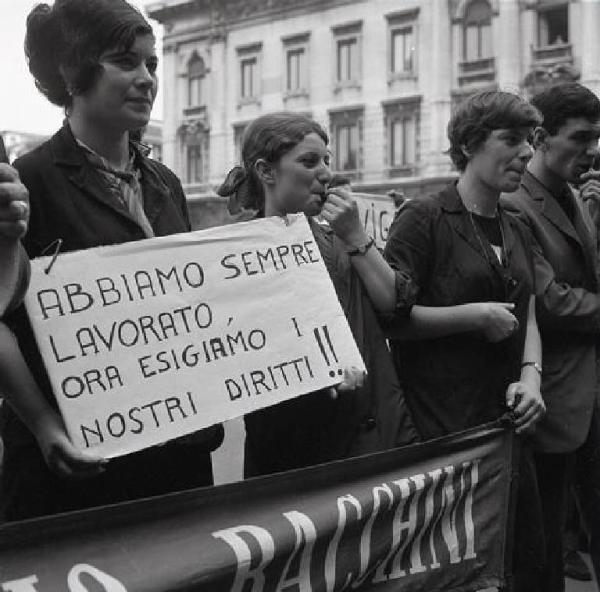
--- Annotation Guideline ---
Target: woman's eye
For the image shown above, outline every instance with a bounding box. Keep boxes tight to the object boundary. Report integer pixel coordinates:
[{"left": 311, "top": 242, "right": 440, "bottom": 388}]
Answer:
[
  {"left": 147, "top": 60, "right": 158, "bottom": 74},
  {"left": 113, "top": 56, "right": 138, "bottom": 70}
]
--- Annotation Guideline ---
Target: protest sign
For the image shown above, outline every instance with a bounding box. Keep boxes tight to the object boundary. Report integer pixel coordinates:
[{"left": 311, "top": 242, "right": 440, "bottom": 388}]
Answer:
[
  {"left": 0, "top": 420, "right": 517, "bottom": 592},
  {"left": 353, "top": 192, "right": 398, "bottom": 248},
  {"left": 24, "top": 214, "right": 365, "bottom": 458}
]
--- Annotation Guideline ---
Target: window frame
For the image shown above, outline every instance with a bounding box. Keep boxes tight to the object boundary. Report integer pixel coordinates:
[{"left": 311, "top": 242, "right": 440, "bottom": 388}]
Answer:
[
  {"left": 462, "top": 0, "right": 493, "bottom": 62},
  {"left": 282, "top": 33, "right": 310, "bottom": 99},
  {"left": 187, "top": 53, "right": 206, "bottom": 108},
  {"left": 383, "top": 98, "right": 421, "bottom": 177},
  {"left": 332, "top": 22, "right": 363, "bottom": 90},
  {"left": 236, "top": 43, "right": 262, "bottom": 106},
  {"left": 536, "top": 3, "right": 569, "bottom": 47},
  {"left": 329, "top": 107, "right": 364, "bottom": 180},
  {"left": 386, "top": 9, "right": 419, "bottom": 81}
]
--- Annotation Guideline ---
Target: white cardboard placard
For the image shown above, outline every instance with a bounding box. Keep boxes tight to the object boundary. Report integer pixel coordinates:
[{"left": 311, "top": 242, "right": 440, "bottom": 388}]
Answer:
[{"left": 25, "top": 215, "right": 365, "bottom": 458}]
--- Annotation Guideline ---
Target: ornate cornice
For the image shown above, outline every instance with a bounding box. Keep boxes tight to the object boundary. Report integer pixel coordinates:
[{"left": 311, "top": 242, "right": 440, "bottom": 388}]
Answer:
[
  {"left": 449, "top": 0, "right": 500, "bottom": 23},
  {"left": 149, "top": 0, "right": 361, "bottom": 30}
]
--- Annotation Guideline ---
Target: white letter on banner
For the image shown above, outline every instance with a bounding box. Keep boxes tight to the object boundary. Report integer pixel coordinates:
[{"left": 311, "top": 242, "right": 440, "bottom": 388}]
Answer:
[
  {"left": 277, "top": 511, "right": 317, "bottom": 591},
  {"left": 372, "top": 475, "right": 426, "bottom": 582},
  {"left": 1, "top": 576, "right": 40, "bottom": 592},
  {"left": 67, "top": 564, "right": 128, "bottom": 591},
  {"left": 406, "top": 475, "right": 427, "bottom": 575},
  {"left": 212, "top": 525, "right": 275, "bottom": 592},
  {"left": 462, "top": 459, "right": 480, "bottom": 560},
  {"left": 425, "top": 468, "right": 444, "bottom": 569},
  {"left": 325, "top": 494, "right": 362, "bottom": 592},
  {"left": 438, "top": 466, "right": 461, "bottom": 565},
  {"left": 351, "top": 484, "right": 394, "bottom": 588}
]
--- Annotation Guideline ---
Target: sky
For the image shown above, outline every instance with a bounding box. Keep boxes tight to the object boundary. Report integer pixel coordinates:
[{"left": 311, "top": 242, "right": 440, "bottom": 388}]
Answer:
[{"left": 0, "top": 0, "right": 163, "bottom": 135}]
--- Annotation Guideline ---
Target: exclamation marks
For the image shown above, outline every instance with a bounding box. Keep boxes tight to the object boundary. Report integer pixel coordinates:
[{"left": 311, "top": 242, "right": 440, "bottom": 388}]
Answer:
[{"left": 314, "top": 325, "right": 343, "bottom": 378}]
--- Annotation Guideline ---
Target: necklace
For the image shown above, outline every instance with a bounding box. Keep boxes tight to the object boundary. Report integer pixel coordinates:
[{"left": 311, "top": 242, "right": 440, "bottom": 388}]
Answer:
[{"left": 467, "top": 209, "right": 508, "bottom": 269}]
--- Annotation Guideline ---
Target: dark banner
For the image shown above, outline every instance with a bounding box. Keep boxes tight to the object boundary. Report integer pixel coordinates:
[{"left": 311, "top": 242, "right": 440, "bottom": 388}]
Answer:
[{"left": 0, "top": 420, "right": 516, "bottom": 592}]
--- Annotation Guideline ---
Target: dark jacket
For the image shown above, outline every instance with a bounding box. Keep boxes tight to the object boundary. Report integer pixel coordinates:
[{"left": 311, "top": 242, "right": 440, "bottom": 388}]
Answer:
[
  {"left": 383, "top": 183, "right": 536, "bottom": 440},
  {"left": 1, "top": 124, "right": 222, "bottom": 520},
  {"left": 501, "top": 171, "right": 599, "bottom": 453}
]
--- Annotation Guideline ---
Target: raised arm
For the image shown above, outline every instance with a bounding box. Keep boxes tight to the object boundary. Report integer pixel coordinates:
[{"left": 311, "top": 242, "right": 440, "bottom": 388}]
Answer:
[
  {"left": 320, "top": 188, "right": 398, "bottom": 313},
  {"left": 0, "top": 164, "right": 30, "bottom": 316}
]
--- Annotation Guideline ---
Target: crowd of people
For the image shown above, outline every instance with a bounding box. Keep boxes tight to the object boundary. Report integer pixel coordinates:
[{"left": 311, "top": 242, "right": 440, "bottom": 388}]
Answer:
[{"left": 1, "top": 0, "right": 600, "bottom": 590}]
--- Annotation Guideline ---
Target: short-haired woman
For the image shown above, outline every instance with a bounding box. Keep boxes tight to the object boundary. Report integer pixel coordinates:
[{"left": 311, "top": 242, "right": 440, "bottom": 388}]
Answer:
[{"left": 383, "top": 90, "right": 546, "bottom": 590}]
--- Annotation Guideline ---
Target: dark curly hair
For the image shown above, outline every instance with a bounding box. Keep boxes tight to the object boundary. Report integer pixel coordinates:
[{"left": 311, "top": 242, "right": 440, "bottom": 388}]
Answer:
[
  {"left": 531, "top": 82, "right": 600, "bottom": 136},
  {"left": 25, "top": 0, "right": 153, "bottom": 108},
  {"left": 447, "top": 91, "right": 542, "bottom": 172}
]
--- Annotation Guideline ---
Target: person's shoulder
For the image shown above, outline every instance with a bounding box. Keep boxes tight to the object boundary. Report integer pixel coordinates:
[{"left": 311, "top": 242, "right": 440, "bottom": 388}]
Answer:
[
  {"left": 395, "top": 186, "right": 454, "bottom": 228},
  {"left": 13, "top": 137, "right": 54, "bottom": 174},
  {"left": 13, "top": 130, "right": 63, "bottom": 183},
  {"left": 141, "top": 156, "right": 182, "bottom": 189}
]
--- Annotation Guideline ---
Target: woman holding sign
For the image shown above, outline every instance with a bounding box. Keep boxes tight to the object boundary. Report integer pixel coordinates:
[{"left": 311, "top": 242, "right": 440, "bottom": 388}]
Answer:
[
  {"left": 218, "top": 112, "right": 419, "bottom": 477},
  {"left": 1, "top": 0, "right": 223, "bottom": 521}
]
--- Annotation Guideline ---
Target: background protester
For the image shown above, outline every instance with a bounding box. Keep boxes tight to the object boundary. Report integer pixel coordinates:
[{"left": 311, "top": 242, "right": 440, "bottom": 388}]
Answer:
[
  {"left": 382, "top": 91, "right": 546, "bottom": 590},
  {"left": 217, "top": 111, "right": 419, "bottom": 477},
  {"left": 502, "top": 82, "right": 600, "bottom": 591},
  {"left": 1, "top": 0, "right": 223, "bottom": 522}
]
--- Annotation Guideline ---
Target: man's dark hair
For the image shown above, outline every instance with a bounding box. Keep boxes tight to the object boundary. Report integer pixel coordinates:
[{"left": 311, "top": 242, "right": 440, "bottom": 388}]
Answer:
[{"left": 531, "top": 82, "right": 600, "bottom": 135}]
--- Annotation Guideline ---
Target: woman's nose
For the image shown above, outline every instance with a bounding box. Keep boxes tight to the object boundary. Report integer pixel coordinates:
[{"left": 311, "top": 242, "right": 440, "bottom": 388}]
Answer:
[
  {"left": 135, "top": 64, "right": 155, "bottom": 87},
  {"left": 317, "top": 161, "right": 332, "bottom": 183}
]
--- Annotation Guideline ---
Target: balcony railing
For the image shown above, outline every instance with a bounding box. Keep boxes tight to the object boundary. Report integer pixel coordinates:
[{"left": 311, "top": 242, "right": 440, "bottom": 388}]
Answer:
[
  {"left": 331, "top": 169, "right": 362, "bottom": 182},
  {"left": 183, "top": 104, "right": 207, "bottom": 119},
  {"left": 387, "top": 163, "right": 419, "bottom": 179},
  {"left": 532, "top": 42, "right": 573, "bottom": 68},
  {"left": 458, "top": 57, "right": 496, "bottom": 87}
]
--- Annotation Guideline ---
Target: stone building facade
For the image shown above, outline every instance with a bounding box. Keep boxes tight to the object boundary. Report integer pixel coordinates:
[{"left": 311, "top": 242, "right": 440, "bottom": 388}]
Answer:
[{"left": 148, "top": 0, "right": 599, "bottom": 206}]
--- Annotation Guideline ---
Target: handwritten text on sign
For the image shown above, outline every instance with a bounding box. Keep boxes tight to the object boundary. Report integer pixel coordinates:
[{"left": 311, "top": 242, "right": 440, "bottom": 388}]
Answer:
[
  {"left": 354, "top": 192, "right": 398, "bottom": 248},
  {"left": 25, "top": 215, "right": 365, "bottom": 458}
]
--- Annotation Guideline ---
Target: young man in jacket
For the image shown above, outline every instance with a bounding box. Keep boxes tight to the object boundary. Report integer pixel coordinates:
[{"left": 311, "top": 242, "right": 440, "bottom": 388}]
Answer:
[{"left": 501, "top": 82, "right": 600, "bottom": 591}]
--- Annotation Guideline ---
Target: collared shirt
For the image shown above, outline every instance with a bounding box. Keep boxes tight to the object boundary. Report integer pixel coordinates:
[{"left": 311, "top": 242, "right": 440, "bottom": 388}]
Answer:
[{"left": 75, "top": 138, "right": 155, "bottom": 238}]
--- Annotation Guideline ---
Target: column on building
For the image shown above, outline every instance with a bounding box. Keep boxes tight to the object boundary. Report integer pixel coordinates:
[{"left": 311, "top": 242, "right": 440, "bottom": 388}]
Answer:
[
  {"left": 161, "top": 42, "right": 180, "bottom": 173},
  {"left": 579, "top": 0, "right": 600, "bottom": 97},
  {"left": 209, "top": 33, "right": 228, "bottom": 186},
  {"left": 495, "top": 0, "right": 521, "bottom": 90},
  {"left": 361, "top": 9, "right": 387, "bottom": 185},
  {"left": 520, "top": 4, "right": 536, "bottom": 81},
  {"left": 423, "top": 0, "right": 453, "bottom": 177}
]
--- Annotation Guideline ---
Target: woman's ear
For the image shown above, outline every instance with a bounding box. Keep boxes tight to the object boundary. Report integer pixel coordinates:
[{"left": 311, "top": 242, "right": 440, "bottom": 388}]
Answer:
[
  {"left": 460, "top": 144, "right": 472, "bottom": 160},
  {"left": 532, "top": 127, "right": 548, "bottom": 151},
  {"left": 255, "top": 159, "right": 276, "bottom": 185}
]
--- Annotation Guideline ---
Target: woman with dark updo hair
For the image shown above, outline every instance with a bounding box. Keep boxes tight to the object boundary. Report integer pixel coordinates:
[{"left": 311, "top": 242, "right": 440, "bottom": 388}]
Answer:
[
  {"left": 218, "top": 112, "right": 419, "bottom": 476},
  {"left": 1, "top": 0, "right": 223, "bottom": 521}
]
